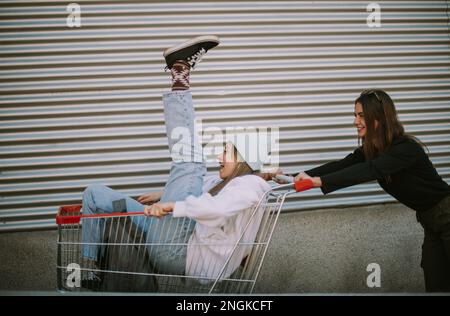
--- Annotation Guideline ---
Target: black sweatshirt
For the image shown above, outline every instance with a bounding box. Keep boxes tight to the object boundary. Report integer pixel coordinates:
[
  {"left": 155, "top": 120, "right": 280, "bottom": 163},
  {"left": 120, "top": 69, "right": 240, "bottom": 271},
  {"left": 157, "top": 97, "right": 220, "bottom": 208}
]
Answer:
[{"left": 300, "top": 137, "right": 450, "bottom": 212}]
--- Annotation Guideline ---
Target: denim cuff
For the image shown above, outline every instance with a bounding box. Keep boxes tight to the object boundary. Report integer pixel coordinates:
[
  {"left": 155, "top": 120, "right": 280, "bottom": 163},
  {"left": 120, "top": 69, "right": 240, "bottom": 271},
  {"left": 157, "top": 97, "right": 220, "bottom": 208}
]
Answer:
[{"left": 162, "top": 90, "right": 191, "bottom": 98}]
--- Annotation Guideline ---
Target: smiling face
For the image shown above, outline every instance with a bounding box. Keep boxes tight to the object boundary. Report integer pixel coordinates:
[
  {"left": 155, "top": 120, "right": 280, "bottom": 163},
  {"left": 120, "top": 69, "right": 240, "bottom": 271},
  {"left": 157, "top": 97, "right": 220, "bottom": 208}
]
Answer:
[
  {"left": 354, "top": 102, "right": 380, "bottom": 139},
  {"left": 354, "top": 89, "right": 404, "bottom": 160},
  {"left": 217, "top": 143, "right": 238, "bottom": 180},
  {"left": 354, "top": 102, "right": 367, "bottom": 138}
]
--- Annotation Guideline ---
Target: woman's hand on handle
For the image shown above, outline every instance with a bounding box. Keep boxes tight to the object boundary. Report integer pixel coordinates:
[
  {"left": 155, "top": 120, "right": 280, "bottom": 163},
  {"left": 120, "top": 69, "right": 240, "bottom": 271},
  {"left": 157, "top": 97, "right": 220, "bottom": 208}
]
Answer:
[
  {"left": 294, "top": 172, "right": 322, "bottom": 188},
  {"left": 266, "top": 168, "right": 299, "bottom": 184},
  {"left": 256, "top": 168, "right": 284, "bottom": 182},
  {"left": 144, "top": 202, "right": 174, "bottom": 218}
]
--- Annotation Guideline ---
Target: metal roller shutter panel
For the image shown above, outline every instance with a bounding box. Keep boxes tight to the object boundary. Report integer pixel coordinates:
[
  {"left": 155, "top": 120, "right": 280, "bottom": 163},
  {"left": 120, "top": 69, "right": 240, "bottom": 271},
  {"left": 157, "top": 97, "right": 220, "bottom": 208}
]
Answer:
[{"left": 1, "top": 0, "right": 450, "bottom": 232}]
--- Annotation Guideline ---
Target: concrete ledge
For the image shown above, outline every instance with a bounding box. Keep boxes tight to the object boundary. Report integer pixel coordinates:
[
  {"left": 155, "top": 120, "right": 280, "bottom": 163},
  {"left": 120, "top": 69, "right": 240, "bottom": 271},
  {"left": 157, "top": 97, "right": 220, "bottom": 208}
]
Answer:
[{"left": 0, "top": 203, "right": 425, "bottom": 293}]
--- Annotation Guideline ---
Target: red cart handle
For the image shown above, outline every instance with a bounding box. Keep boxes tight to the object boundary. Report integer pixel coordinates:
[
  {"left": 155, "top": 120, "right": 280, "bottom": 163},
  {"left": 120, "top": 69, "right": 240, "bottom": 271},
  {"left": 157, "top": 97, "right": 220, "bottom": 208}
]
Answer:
[
  {"left": 56, "top": 204, "right": 146, "bottom": 225},
  {"left": 294, "top": 179, "right": 314, "bottom": 192}
]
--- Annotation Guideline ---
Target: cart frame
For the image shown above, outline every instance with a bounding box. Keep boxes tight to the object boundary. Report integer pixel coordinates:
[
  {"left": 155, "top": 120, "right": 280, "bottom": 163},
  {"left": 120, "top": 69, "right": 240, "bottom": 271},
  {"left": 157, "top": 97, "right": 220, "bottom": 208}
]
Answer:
[{"left": 56, "top": 179, "right": 313, "bottom": 294}]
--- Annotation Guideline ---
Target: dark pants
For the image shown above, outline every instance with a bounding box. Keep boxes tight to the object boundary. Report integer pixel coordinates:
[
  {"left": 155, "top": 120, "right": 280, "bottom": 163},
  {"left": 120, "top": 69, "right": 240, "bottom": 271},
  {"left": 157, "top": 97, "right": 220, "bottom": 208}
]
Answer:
[
  {"left": 99, "top": 217, "right": 158, "bottom": 292},
  {"left": 416, "top": 195, "right": 450, "bottom": 292}
]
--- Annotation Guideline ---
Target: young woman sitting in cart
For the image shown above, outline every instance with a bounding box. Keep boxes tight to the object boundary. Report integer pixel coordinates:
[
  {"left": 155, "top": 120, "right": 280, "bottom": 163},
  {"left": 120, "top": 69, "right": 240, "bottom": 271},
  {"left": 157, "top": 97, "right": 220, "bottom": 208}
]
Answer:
[{"left": 80, "top": 35, "right": 276, "bottom": 289}]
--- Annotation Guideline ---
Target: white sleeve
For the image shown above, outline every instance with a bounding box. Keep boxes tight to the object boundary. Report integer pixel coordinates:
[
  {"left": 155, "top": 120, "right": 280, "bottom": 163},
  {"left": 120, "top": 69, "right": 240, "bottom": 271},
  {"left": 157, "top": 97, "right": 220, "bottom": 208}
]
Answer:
[{"left": 173, "top": 176, "right": 269, "bottom": 227}]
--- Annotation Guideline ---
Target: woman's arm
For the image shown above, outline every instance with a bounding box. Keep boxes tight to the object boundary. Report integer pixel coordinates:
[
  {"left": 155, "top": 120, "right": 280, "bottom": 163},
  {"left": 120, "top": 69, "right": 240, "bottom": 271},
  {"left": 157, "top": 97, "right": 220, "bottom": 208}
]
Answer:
[
  {"left": 143, "top": 176, "right": 269, "bottom": 226},
  {"left": 293, "top": 147, "right": 365, "bottom": 178},
  {"left": 173, "top": 176, "right": 269, "bottom": 227},
  {"left": 305, "top": 138, "right": 421, "bottom": 194}
]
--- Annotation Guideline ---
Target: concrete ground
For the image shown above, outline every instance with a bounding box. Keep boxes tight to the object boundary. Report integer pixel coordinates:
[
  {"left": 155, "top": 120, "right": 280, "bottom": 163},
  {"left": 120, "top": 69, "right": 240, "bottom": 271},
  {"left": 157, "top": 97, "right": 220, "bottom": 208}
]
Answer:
[
  {"left": 0, "top": 229, "right": 57, "bottom": 291},
  {"left": 0, "top": 202, "right": 425, "bottom": 293}
]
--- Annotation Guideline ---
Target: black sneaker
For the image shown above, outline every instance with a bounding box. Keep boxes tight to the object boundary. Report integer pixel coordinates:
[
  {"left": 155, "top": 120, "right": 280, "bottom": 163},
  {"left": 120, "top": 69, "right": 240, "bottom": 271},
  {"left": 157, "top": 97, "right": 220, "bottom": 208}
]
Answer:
[
  {"left": 81, "top": 270, "right": 102, "bottom": 291},
  {"left": 163, "top": 35, "right": 220, "bottom": 69}
]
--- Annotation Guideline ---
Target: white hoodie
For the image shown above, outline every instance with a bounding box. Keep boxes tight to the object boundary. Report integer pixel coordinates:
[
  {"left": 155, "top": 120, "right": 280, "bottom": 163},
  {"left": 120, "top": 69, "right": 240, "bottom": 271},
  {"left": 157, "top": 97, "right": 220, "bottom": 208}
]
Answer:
[{"left": 173, "top": 174, "right": 272, "bottom": 282}]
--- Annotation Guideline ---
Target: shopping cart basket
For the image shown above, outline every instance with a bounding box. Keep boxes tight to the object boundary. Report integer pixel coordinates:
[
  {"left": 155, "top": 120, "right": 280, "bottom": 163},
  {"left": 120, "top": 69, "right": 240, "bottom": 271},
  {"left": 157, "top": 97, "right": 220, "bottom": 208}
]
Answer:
[{"left": 56, "top": 179, "right": 313, "bottom": 293}]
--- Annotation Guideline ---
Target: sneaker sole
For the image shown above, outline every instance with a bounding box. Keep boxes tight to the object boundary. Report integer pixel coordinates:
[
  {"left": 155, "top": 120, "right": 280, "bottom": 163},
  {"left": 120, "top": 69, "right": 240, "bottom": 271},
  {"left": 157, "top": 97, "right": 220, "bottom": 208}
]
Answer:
[{"left": 163, "top": 35, "right": 220, "bottom": 57}]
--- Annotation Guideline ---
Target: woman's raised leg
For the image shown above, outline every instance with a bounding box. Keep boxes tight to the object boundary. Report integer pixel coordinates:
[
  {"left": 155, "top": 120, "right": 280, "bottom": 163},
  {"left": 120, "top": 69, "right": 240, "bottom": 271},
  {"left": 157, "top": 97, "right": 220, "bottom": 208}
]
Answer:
[{"left": 142, "top": 36, "right": 220, "bottom": 274}]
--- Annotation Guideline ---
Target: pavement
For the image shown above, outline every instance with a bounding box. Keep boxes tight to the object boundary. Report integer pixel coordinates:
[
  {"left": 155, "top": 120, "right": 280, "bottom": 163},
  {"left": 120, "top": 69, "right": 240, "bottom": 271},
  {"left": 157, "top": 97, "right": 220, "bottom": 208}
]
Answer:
[{"left": 0, "top": 202, "right": 425, "bottom": 293}]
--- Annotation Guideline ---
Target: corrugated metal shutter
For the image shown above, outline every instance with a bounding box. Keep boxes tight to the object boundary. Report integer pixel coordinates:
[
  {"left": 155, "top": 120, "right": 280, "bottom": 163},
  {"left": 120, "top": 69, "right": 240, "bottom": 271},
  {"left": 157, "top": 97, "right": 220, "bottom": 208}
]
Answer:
[{"left": 1, "top": 0, "right": 450, "bottom": 232}]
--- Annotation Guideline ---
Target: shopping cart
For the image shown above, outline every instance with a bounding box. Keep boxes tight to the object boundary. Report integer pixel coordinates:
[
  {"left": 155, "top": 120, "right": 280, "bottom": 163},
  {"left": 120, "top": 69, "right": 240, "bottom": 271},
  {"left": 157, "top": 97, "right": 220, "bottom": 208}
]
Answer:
[{"left": 56, "top": 179, "right": 313, "bottom": 294}]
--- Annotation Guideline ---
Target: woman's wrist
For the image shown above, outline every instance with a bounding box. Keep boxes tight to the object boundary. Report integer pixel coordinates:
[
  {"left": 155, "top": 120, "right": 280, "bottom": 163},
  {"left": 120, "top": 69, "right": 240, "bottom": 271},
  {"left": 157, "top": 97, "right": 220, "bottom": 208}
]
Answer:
[{"left": 313, "top": 177, "right": 322, "bottom": 188}]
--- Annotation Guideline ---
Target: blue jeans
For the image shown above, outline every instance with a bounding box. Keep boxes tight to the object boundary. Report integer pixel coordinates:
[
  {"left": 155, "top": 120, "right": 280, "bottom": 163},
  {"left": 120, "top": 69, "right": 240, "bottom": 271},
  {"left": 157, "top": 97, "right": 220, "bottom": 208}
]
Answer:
[{"left": 81, "top": 91, "right": 206, "bottom": 275}]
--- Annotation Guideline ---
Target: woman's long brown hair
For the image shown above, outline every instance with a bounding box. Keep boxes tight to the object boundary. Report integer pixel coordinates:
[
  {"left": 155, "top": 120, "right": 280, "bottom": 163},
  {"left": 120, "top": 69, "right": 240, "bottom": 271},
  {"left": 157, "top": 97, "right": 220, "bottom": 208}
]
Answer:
[
  {"left": 208, "top": 146, "right": 254, "bottom": 196},
  {"left": 355, "top": 89, "right": 426, "bottom": 160}
]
